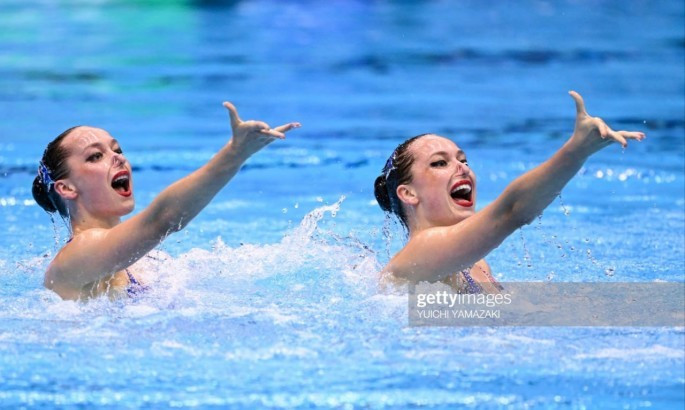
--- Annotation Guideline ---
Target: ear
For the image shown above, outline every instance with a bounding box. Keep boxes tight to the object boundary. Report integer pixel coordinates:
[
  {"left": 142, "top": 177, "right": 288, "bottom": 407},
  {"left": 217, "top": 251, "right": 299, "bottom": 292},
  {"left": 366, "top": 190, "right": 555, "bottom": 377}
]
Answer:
[
  {"left": 396, "top": 184, "right": 418, "bottom": 206},
  {"left": 54, "top": 180, "right": 78, "bottom": 201}
]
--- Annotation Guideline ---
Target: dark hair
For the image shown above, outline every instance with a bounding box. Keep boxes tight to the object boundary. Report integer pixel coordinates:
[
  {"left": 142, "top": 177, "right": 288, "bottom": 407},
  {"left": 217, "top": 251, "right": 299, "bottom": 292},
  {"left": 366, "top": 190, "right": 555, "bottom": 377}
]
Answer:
[
  {"left": 32, "top": 126, "right": 80, "bottom": 217},
  {"left": 374, "top": 134, "right": 429, "bottom": 229}
]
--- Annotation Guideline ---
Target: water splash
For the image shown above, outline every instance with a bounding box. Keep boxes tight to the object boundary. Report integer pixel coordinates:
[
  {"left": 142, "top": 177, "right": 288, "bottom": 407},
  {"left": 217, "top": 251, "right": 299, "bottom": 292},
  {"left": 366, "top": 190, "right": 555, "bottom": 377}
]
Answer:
[
  {"left": 4, "top": 197, "right": 384, "bottom": 325},
  {"left": 558, "top": 193, "right": 571, "bottom": 216},
  {"left": 518, "top": 229, "right": 533, "bottom": 268}
]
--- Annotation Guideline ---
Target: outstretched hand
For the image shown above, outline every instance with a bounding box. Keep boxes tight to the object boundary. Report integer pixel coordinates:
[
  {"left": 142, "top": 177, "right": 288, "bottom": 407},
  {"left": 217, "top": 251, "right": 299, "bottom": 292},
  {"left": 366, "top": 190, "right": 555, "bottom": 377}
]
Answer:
[
  {"left": 222, "top": 102, "right": 300, "bottom": 159},
  {"left": 568, "top": 91, "right": 644, "bottom": 156}
]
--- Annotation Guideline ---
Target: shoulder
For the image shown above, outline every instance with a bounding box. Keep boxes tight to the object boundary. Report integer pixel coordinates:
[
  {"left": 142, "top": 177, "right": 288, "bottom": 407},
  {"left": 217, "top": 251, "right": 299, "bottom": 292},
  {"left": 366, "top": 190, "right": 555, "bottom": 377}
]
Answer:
[
  {"left": 43, "top": 228, "right": 110, "bottom": 295},
  {"left": 44, "top": 261, "right": 81, "bottom": 300},
  {"left": 384, "top": 225, "right": 456, "bottom": 281},
  {"left": 52, "top": 228, "right": 110, "bottom": 266}
]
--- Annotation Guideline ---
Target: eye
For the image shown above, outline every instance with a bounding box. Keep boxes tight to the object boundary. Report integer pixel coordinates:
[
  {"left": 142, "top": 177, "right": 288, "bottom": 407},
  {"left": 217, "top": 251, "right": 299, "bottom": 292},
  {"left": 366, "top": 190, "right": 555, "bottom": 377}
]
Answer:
[
  {"left": 87, "top": 152, "right": 103, "bottom": 162},
  {"left": 430, "top": 159, "right": 448, "bottom": 167},
  {"left": 460, "top": 158, "right": 469, "bottom": 166},
  {"left": 114, "top": 148, "right": 123, "bottom": 154}
]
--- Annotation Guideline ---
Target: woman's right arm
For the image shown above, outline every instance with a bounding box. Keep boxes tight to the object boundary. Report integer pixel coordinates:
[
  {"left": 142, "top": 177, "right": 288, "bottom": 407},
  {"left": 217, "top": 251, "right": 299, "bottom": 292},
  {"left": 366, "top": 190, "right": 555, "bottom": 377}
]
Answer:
[
  {"left": 389, "top": 91, "right": 644, "bottom": 282},
  {"left": 46, "top": 103, "right": 299, "bottom": 293}
]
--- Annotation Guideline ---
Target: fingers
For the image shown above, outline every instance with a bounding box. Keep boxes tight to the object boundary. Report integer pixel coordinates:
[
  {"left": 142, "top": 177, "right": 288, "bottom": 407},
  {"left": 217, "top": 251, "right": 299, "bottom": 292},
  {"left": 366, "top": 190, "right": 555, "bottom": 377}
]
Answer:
[
  {"left": 608, "top": 130, "right": 628, "bottom": 148},
  {"left": 222, "top": 104, "right": 300, "bottom": 141},
  {"left": 569, "top": 90, "right": 587, "bottom": 116},
  {"left": 273, "top": 122, "right": 302, "bottom": 134},
  {"left": 250, "top": 120, "right": 270, "bottom": 130},
  {"left": 593, "top": 117, "right": 628, "bottom": 147},
  {"left": 618, "top": 131, "right": 646, "bottom": 141},
  {"left": 593, "top": 117, "right": 609, "bottom": 139},
  {"left": 222, "top": 102, "right": 242, "bottom": 129},
  {"left": 246, "top": 121, "right": 286, "bottom": 138},
  {"left": 253, "top": 121, "right": 301, "bottom": 139},
  {"left": 595, "top": 116, "right": 646, "bottom": 148},
  {"left": 259, "top": 129, "right": 286, "bottom": 139}
]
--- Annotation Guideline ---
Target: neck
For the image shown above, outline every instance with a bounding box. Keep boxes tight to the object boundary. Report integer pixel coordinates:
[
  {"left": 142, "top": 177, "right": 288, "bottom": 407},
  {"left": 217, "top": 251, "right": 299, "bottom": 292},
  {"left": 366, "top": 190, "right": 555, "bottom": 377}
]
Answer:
[
  {"left": 407, "top": 209, "right": 469, "bottom": 238},
  {"left": 406, "top": 207, "right": 435, "bottom": 237},
  {"left": 69, "top": 205, "right": 122, "bottom": 237}
]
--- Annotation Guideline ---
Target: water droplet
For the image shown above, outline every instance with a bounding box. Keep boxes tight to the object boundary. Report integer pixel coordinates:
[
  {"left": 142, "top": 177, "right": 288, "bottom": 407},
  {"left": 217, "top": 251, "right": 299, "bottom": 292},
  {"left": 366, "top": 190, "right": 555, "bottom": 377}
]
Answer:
[
  {"left": 604, "top": 267, "right": 615, "bottom": 277},
  {"left": 547, "top": 271, "right": 555, "bottom": 281},
  {"left": 294, "top": 202, "right": 299, "bottom": 209},
  {"left": 282, "top": 208, "right": 288, "bottom": 213}
]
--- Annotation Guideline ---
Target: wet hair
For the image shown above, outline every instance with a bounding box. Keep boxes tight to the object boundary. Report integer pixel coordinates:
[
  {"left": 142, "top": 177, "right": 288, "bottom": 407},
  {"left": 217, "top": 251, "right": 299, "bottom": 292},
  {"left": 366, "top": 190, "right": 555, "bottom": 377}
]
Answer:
[
  {"left": 374, "top": 134, "right": 429, "bottom": 229},
  {"left": 32, "top": 126, "right": 80, "bottom": 218}
]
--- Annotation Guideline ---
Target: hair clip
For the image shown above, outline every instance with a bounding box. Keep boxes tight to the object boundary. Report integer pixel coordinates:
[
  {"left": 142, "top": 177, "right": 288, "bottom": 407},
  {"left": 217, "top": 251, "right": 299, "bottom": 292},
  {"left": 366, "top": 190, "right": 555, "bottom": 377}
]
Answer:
[
  {"left": 383, "top": 153, "right": 395, "bottom": 179},
  {"left": 38, "top": 161, "right": 54, "bottom": 191}
]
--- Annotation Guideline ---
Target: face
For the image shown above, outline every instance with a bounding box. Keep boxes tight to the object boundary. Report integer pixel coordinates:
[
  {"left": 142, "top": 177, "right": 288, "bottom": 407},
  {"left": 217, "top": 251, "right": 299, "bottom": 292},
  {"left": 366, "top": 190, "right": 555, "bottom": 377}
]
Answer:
[
  {"left": 58, "top": 127, "right": 134, "bottom": 218},
  {"left": 400, "top": 135, "right": 476, "bottom": 228}
]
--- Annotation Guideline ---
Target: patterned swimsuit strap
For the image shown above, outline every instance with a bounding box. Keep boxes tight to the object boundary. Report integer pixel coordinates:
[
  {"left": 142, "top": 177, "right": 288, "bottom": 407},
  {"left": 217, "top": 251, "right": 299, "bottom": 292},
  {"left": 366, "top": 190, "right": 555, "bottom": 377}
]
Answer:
[
  {"left": 125, "top": 269, "right": 140, "bottom": 285},
  {"left": 461, "top": 269, "right": 483, "bottom": 294},
  {"left": 125, "top": 269, "right": 148, "bottom": 297}
]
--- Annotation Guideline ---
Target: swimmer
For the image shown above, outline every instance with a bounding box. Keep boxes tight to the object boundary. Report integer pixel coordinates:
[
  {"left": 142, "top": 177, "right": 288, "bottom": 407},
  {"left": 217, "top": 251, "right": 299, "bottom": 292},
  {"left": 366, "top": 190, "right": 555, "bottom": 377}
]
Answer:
[
  {"left": 34, "top": 103, "right": 300, "bottom": 300},
  {"left": 374, "top": 91, "right": 645, "bottom": 293}
]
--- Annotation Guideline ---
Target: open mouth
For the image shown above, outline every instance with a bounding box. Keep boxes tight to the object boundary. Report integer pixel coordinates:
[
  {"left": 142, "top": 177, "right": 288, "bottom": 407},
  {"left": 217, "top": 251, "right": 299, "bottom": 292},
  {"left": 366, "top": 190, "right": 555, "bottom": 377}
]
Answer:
[
  {"left": 111, "top": 170, "right": 132, "bottom": 197},
  {"left": 450, "top": 180, "right": 473, "bottom": 207}
]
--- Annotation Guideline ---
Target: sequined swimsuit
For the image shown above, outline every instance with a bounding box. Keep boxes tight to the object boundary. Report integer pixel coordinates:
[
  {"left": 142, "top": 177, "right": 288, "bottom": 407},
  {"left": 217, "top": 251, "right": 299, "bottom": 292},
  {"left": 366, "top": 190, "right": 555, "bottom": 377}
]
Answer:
[{"left": 124, "top": 269, "right": 148, "bottom": 297}]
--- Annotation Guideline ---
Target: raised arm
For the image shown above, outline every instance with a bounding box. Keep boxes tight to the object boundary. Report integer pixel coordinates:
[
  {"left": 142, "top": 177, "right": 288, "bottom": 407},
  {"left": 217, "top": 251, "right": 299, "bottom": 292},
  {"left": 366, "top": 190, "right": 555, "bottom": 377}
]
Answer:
[
  {"left": 47, "top": 103, "right": 300, "bottom": 293},
  {"left": 390, "top": 91, "right": 644, "bottom": 281},
  {"left": 137, "top": 103, "right": 299, "bottom": 235}
]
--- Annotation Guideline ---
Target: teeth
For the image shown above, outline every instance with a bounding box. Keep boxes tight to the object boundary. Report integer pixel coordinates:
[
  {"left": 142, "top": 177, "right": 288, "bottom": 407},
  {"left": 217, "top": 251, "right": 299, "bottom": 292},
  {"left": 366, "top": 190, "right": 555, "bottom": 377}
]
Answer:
[
  {"left": 451, "top": 184, "right": 471, "bottom": 194},
  {"left": 113, "top": 175, "right": 129, "bottom": 183}
]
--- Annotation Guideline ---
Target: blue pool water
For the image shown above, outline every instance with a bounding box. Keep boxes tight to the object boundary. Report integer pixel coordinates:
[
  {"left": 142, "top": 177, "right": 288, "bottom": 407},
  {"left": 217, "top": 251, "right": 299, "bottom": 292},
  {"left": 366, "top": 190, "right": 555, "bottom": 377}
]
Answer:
[{"left": 1, "top": 0, "right": 684, "bottom": 408}]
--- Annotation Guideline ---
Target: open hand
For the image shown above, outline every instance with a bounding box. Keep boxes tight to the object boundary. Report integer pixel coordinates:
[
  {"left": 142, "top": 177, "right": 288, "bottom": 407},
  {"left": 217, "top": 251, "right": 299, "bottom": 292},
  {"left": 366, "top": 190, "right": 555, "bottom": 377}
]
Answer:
[
  {"left": 568, "top": 91, "right": 644, "bottom": 156},
  {"left": 223, "top": 102, "right": 300, "bottom": 159}
]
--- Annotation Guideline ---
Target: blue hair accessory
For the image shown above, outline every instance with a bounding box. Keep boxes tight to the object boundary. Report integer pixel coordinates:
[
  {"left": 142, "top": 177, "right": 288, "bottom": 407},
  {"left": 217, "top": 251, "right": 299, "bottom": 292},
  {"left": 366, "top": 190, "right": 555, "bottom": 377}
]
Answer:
[
  {"left": 38, "top": 161, "right": 54, "bottom": 191},
  {"left": 382, "top": 153, "right": 395, "bottom": 179}
]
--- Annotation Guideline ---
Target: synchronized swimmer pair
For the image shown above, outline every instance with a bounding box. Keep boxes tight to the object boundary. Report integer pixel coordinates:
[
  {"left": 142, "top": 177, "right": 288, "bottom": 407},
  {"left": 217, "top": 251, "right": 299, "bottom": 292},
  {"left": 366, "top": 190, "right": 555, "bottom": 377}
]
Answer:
[{"left": 33, "top": 92, "right": 644, "bottom": 300}]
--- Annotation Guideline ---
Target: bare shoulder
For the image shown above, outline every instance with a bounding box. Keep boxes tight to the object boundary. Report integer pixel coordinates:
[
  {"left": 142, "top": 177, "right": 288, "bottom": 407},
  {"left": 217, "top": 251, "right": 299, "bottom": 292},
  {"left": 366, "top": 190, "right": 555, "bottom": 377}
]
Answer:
[
  {"left": 44, "top": 228, "right": 109, "bottom": 295},
  {"left": 51, "top": 228, "right": 109, "bottom": 266},
  {"left": 384, "top": 225, "right": 459, "bottom": 282},
  {"left": 383, "top": 242, "right": 414, "bottom": 281}
]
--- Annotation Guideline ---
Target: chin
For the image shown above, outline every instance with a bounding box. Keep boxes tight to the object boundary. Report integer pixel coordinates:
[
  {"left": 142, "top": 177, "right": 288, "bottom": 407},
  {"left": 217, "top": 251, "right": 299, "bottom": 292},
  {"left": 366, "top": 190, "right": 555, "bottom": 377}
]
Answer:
[
  {"left": 461, "top": 210, "right": 476, "bottom": 221},
  {"left": 122, "top": 200, "right": 135, "bottom": 215},
  {"left": 115, "top": 196, "right": 135, "bottom": 216}
]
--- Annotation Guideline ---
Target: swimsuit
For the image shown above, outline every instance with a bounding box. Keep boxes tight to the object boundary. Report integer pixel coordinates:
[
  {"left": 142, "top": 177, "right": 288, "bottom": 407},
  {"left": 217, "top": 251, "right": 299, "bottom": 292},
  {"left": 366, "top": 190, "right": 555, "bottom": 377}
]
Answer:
[
  {"left": 66, "top": 237, "right": 147, "bottom": 297},
  {"left": 458, "top": 267, "right": 503, "bottom": 294},
  {"left": 460, "top": 269, "right": 484, "bottom": 293},
  {"left": 125, "top": 268, "right": 148, "bottom": 297}
]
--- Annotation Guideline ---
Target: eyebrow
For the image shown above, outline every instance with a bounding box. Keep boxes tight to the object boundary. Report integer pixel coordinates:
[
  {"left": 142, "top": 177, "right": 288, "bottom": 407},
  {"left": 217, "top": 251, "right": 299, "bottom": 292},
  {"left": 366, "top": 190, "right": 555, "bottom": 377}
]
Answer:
[
  {"left": 81, "top": 139, "right": 120, "bottom": 154},
  {"left": 430, "top": 150, "right": 466, "bottom": 157}
]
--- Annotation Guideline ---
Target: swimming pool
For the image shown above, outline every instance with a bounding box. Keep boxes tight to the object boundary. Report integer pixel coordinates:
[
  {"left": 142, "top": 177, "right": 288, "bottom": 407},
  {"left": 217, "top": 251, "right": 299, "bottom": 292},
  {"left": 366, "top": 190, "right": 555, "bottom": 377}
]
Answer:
[{"left": 1, "top": 0, "right": 683, "bottom": 408}]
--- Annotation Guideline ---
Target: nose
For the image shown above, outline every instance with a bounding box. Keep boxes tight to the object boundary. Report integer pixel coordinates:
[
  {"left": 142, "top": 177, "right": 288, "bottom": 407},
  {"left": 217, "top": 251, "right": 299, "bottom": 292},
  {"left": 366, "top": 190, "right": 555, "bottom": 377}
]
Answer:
[
  {"left": 455, "top": 160, "right": 469, "bottom": 176},
  {"left": 112, "top": 152, "right": 126, "bottom": 167}
]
